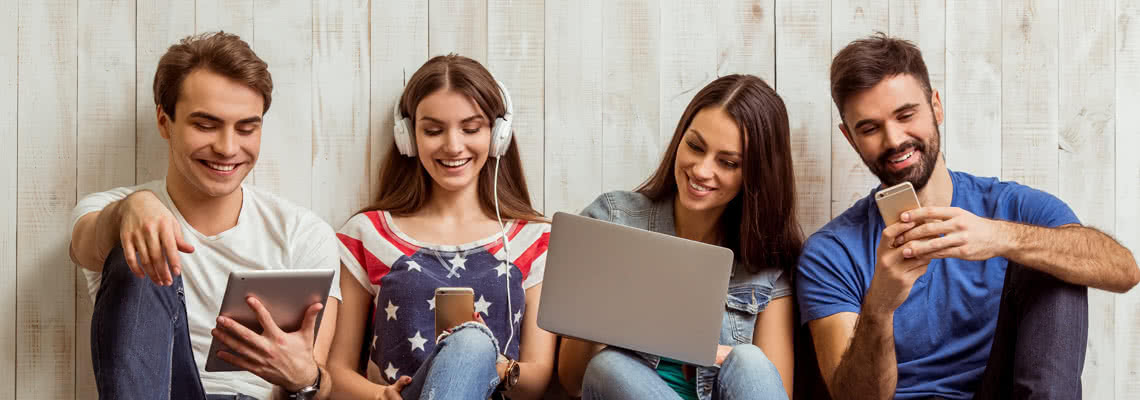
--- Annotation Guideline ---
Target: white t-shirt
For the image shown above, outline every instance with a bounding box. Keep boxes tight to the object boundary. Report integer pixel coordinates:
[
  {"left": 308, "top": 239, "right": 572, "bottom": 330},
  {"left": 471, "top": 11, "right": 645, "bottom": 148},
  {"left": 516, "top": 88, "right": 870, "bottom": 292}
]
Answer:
[{"left": 71, "top": 179, "right": 342, "bottom": 398}]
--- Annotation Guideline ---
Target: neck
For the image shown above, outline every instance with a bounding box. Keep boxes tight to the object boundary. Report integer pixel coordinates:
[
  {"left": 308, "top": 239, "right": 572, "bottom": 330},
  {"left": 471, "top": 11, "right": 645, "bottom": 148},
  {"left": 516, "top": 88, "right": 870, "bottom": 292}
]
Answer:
[
  {"left": 673, "top": 195, "right": 724, "bottom": 245},
  {"left": 914, "top": 155, "right": 953, "bottom": 207},
  {"left": 165, "top": 168, "right": 243, "bottom": 237},
  {"left": 422, "top": 180, "right": 489, "bottom": 223}
]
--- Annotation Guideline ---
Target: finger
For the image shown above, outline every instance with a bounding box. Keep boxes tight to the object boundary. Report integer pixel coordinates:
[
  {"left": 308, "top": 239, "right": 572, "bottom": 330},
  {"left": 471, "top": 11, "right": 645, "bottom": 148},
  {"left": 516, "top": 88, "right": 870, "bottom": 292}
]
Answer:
[
  {"left": 211, "top": 325, "right": 267, "bottom": 364},
  {"left": 896, "top": 219, "right": 957, "bottom": 246},
  {"left": 901, "top": 206, "right": 961, "bottom": 223},
  {"left": 121, "top": 238, "right": 144, "bottom": 279},
  {"left": 173, "top": 225, "right": 195, "bottom": 254},
  {"left": 299, "top": 302, "right": 323, "bottom": 340},
  {"left": 160, "top": 223, "right": 182, "bottom": 278},
  {"left": 216, "top": 316, "right": 271, "bottom": 357},
  {"left": 216, "top": 350, "right": 261, "bottom": 375},
  {"left": 474, "top": 312, "right": 486, "bottom": 325},
  {"left": 392, "top": 375, "right": 412, "bottom": 392},
  {"left": 247, "top": 297, "right": 283, "bottom": 336},
  {"left": 134, "top": 236, "right": 161, "bottom": 285},
  {"left": 904, "top": 234, "right": 966, "bottom": 259},
  {"left": 144, "top": 228, "right": 169, "bottom": 285},
  {"left": 882, "top": 221, "right": 918, "bottom": 242}
]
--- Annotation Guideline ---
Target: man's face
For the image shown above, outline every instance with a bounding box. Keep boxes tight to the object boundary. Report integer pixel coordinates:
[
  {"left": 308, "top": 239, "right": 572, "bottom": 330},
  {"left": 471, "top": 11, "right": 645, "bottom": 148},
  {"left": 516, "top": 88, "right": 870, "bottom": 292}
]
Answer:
[
  {"left": 839, "top": 74, "right": 943, "bottom": 190},
  {"left": 158, "top": 68, "right": 263, "bottom": 198}
]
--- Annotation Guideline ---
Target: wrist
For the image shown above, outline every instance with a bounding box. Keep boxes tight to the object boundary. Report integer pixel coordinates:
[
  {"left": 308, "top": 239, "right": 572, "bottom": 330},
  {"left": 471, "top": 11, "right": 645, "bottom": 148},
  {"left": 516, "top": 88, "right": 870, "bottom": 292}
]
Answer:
[
  {"left": 284, "top": 362, "right": 321, "bottom": 394},
  {"left": 991, "top": 219, "right": 1018, "bottom": 259}
]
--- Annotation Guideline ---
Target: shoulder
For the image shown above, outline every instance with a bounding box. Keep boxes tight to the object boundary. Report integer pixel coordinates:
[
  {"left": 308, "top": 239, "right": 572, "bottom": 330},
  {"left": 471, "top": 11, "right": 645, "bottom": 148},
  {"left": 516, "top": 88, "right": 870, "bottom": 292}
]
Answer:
[
  {"left": 580, "top": 190, "right": 656, "bottom": 222},
  {"left": 244, "top": 184, "right": 335, "bottom": 236}
]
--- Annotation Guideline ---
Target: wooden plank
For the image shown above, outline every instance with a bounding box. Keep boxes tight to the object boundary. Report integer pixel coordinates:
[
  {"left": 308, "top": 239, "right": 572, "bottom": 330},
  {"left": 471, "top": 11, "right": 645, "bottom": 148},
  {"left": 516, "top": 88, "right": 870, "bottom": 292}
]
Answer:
[
  {"left": 891, "top": 0, "right": 947, "bottom": 162},
  {"left": 312, "top": 0, "right": 371, "bottom": 227},
  {"left": 776, "top": 0, "right": 832, "bottom": 233},
  {"left": 1058, "top": 0, "right": 1116, "bottom": 396},
  {"left": 428, "top": 0, "right": 487, "bottom": 62},
  {"left": 717, "top": 0, "right": 776, "bottom": 81},
  {"left": 369, "top": 0, "right": 427, "bottom": 205},
  {"left": 830, "top": 0, "right": 888, "bottom": 217},
  {"left": 543, "top": 0, "right": 604, "bottom": 214},
  {"left": 1116, "top": 3, "right": 1140, "bottom": 397},
  {"left": 945, "top": 0, "right": 1001, "bottom": 177},
  {"left": 660, "top": 0, "right": 716, "bottom": 155},
  {"left": 252, "top": 0, "right": 314, "bottom": 207},
  {"left": 135, "top": 0, "right": 195, "bottom": 183},
  {"left": 1001, "top": 0, "right": 1060, "bottom": 194},
  {"left": 195, "top": 0, "right": 254, "bottom": 39},
  {"left": 76, "top": 0, "right": 136, "bottom": 397},
  {"left": 602, "top": 0, "right": 661, "bottom": 192},
  {"left": 488, "top": 0, "right": 545, "bottom": 211},
  {"left": 17, "top": 0, "right": 77, "bottom": 397},
  {"left": 0, "top": 1, "right": 16, "bottom": 397}
]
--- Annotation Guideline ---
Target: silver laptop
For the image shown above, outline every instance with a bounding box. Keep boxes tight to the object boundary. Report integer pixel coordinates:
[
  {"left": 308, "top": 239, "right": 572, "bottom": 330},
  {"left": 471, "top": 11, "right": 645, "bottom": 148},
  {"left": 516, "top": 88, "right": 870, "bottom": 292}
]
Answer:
[{"left": 538, "top": 212, "right": 734, "bottom": 367}]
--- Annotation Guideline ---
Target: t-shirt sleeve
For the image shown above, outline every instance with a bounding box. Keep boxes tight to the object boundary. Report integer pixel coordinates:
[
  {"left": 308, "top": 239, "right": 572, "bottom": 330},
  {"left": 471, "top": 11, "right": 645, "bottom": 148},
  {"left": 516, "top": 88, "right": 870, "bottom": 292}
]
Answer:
[
  {"left": 515, "top": 222, "right": 551, "bottom": 290},
  {"left": 336, "top": 213, "right": 384, "bottom": 297},
  {"left": 1003, "top": 184, "right": 1081, "bottom": 228},
  {"left": 70, "top": 185, "right": 139, "bottom": 243},
  {"left": 796, "top": 232, "right": 865, "bottom": 325},
  {"left": 292, "top": 211, "right": 343, "bottom": 300}
]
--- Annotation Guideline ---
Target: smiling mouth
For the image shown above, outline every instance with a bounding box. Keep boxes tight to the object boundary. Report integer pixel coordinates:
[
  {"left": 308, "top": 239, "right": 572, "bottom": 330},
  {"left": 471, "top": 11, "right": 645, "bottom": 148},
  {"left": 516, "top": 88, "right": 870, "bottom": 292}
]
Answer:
[
  {"left": 688, "top": 179, "right": 714, "bottom": 192},
  {"left": 200, "top": 160, "right": 240, "bottom": 172},
  {"left": 889, "top": 150, "right": 915, "bottom": 165},
  {"left": 438, "top": 158, "right": 471, "bottom": 168}
]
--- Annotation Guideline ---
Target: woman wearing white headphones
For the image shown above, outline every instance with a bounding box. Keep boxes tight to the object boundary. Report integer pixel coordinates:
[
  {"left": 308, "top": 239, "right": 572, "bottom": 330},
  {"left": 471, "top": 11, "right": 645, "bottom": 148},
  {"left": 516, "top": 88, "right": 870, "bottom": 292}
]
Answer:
[{"left": 325, "top": 54, "right": 556, "bottom": 400}]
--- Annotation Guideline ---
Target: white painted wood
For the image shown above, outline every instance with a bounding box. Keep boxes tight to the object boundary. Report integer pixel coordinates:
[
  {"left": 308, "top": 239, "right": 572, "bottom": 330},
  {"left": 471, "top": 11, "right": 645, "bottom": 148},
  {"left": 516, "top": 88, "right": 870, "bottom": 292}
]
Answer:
[
  {"left": 1058, "top": 0, "right": 1117, "bottom": 396},
  {"left": 76, "top": 0, "right": 137, "bottom": 397},
  {"left": 717, "top": 0, "right": 776, "bottom": 81},
  {"left": 602, "top": 0, "right": 661, "bottom": 192},
  {"left": 488, "top": 0, "right": 545, "bottom": 212},
  {"left": 0, "top": 0, "right": 16, "bottom": 397},
  {"left": 369, "top": 0, "right": 428, "bottom": 206},
  {"left": 135, "top": 0, "right": 195, "bottom": 183},
  {"left": 1116, "top": 3, "right": 1140, "bottom": 398},
  {"left": 429, "top": 0, "right": 487, "bottom": 63},
  {"left": 196, "top": 0, "right": 254, "bottom": 40},
  {"left": 891, "top": 0, "right": 946, "bottom": 162},
  {"left": 312, "top": 0, "right": 371, "bottom": 228},
  {"left": 830, "top": 0, "right": 889, "bottom": 217},
  {"left": 1002, "top": 0, "right": 1060, "bottom": 194},
  {"left": 252, "top": 0, "right": 314, "bottom": 208},
  {"left": 543, "top": 0, "right": 604, "bottom": 214},
  {"left": 776, "top": 0, "right": 832, "bottom": 234},
  {"left": 17, "top": 0, "right": 77, "bottom": 397},
  {"left": 661, "top": 0, "right": 716, "bottom": 153},
  {"left": 945, "top": 0, "right": 1001, "bottom": 177}
]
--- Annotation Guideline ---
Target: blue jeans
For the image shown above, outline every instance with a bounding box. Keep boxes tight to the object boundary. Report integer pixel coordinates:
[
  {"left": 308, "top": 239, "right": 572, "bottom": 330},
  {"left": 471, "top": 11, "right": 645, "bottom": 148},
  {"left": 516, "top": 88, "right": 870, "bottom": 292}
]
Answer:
[
  {"left": 581, "top": 345, "right": 788, "bottom": 400},
  {"left": 90, "top": 247, "right": 257, "bottom": 400},
  {"left": 398, "top": 323, "right": 502, "bottom": 400}
]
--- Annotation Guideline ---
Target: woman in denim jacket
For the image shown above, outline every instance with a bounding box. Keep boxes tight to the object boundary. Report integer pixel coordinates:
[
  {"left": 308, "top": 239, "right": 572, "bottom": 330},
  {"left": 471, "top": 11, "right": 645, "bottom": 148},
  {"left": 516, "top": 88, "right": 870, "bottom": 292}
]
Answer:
[{"left": 557, "top": 74, "right": 803, "bottom": 400}]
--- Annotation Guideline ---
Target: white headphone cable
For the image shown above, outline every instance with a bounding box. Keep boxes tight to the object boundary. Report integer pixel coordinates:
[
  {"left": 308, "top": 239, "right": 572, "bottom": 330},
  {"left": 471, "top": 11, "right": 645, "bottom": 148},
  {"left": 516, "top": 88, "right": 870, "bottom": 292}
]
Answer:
[{"left": 493, "top": 155, "right": 516, "bottom": 353}]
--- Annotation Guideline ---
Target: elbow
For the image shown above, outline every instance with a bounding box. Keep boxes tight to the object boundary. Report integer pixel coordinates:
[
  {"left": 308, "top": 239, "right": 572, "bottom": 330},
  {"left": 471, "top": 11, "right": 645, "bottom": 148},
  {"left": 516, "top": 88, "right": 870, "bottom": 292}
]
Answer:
[{"left": 1124, "top": 260, "right": 1140, "bottom": 293}]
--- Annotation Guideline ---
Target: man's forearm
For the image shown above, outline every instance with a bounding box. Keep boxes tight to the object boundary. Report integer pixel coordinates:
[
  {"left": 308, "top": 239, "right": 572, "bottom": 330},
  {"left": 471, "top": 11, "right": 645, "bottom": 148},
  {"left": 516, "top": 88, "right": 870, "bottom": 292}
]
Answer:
[
  {"left": 830, "top": 309, "right": 898, "bottom": 400},
  {"left": 1001, "top": 222, "right": 1140, "bottom": 292},
  {"left": 71, "top": 199, "right": 124, "bottom": 271}
]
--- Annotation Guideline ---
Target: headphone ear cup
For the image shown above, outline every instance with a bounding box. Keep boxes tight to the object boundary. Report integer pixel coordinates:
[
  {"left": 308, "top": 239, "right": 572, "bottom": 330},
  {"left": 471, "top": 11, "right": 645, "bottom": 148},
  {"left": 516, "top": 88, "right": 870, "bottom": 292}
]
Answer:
[
  {"left": 490, "top": 117, "right": 512, "bottom": 158},
  {"left": 393, "top": 117, "right": 416, "bottom": 157}
]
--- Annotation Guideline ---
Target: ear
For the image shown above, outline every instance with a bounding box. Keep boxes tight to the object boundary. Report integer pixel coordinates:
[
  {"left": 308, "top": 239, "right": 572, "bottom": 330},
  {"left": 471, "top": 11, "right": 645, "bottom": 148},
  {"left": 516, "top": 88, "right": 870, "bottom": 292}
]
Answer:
[
  {"left": 838, "top": 121, "right": 856, "bottom": 152},
  {"left": 156, "top": 106, "right": 172, "bottom": 140},
  {"left": 930, "top": 89, "right": 944, "bottom": 126}
]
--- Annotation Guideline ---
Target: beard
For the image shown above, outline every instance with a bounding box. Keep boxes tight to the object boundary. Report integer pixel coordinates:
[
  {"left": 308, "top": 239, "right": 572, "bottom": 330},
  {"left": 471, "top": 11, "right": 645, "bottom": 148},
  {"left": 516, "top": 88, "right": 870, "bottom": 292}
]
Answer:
[{"left": 862, "top": 120, "right": 941, "bottom": 191}]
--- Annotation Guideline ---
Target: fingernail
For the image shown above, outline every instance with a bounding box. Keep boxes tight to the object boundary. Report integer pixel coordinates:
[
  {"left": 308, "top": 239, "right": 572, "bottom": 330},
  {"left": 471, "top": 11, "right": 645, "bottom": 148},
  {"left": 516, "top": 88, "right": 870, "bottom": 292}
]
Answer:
[
  {"left": 903, "top": 248, "right": 913, "bottom": 258},
  {"left": 217, "top": 316, "right": 225, "bottom": 324},
  {"left": 901, "top": 212, "right": 910, "bottom": 222}
]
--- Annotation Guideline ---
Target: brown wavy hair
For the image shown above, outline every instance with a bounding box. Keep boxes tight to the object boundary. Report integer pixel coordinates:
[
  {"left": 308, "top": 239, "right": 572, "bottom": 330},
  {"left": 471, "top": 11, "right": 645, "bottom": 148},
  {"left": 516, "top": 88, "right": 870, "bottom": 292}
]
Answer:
[
  {"left": 153, "top": 31, "right": 272, "bottom": 119},
  {"left": 363, "top": 54, "right": 543, "bottom": 223},
  {"left": 637, "top": 75, "right": 803, "bottom": 274}
]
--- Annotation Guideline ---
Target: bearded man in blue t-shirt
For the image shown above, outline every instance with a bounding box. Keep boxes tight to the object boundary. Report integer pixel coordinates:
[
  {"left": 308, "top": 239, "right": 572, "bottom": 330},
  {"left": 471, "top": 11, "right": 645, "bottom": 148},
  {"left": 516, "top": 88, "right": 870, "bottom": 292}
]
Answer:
[{"left": 797, "top": 33, "right": 1140, "bottom": 400}]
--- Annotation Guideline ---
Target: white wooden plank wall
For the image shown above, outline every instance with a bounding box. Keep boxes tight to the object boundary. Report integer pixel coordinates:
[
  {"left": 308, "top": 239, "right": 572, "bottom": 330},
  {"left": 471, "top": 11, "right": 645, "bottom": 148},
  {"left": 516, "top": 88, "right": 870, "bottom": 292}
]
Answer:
[{"left": 3, "top": 1, "right": 1138, "bottom": 398}]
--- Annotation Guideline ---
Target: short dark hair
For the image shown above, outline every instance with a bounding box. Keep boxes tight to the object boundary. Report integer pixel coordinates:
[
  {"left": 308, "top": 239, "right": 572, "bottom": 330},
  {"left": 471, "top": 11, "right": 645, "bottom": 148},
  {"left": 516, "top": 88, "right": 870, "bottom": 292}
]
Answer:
[
  {"left": 153, "top": 31, "right": 272, "bottom": 120},
  {"left": 830, "top": 33, "right": 931, "bottom": 121}
]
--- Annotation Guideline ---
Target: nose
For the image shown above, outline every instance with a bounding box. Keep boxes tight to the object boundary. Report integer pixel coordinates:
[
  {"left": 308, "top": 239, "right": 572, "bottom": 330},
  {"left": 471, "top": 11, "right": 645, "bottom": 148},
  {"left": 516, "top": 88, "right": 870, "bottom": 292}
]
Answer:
[
  {"left": 211, "top": 129, "right": 239, "bottom": 157},
  {"left": 882, "top": 121, "right": 910, "bottom": 151},
  {"left": 691, "top": 155, "right": 716, "bottom": 181},
  {"left": 442, "top": 128, "right": 465, "bottom": 155}
]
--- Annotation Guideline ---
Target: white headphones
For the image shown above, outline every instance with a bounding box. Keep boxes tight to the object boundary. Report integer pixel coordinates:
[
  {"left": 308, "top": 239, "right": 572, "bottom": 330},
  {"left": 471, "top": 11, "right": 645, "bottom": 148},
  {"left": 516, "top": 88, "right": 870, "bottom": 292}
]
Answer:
[{"left": 392, "top": 79, "right": 515, "bottom": 158}]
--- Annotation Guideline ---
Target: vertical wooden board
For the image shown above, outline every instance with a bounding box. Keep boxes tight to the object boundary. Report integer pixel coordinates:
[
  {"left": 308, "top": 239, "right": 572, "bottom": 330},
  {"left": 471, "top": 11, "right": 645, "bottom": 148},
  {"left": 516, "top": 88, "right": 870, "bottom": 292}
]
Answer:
[
  {"left": 830, "top": 0, "right": 888, "bottom": 217},
  {"left": 253, "top": 0, "right": 314, "bottom": 208},
  {"left": 660, "top": 0, "right": 716, "bottom": 152},
  {"left": 776, "top": 0, "right": 832, "bottom": 234},
  {"left": 1001, "top": 0, "right": 1059, "bottom": 194},
  {"left": 429, "top": 0, "right": 488, "bottom": 62},
  {"left": 0, "top": 0, "right": 16, "bottom": 396},
  {"left": 17, "top": 0, "right": 77, "bottom": 397},
  {"left": 195, "top": 0, "right": 254, "bottom": 39},
  {"left": 369, "top": 0, "right": 428, "bottom": 206},
  {"left": 717, "top": 0, "right": 776, "bottom": 81},
  {"left": 312, "top": 0, "right": 371, "bottom": 227},
  {"left": 543, "top": 0, "right": 604, "bottom": 214},
  {"left": 488, "top": 0, "right": 545, "bottom": 211},
  {"left": 945, "top": 0, "right": 1001, "bottom": 177},
  {"left": 76, "top": 0, "right": 136, "bottom": 397},
  {"left": 136, "top": 0, "right": 195, "bottom": 183},
  {"left": 891, "top": 0, "right": 946, "bottom": 160},
  {"left": 602, "top": 0, "right": 661, "bottom": 192},
  {"left": 1116, "top": 3, "right": 1140, "bottom": 397}
]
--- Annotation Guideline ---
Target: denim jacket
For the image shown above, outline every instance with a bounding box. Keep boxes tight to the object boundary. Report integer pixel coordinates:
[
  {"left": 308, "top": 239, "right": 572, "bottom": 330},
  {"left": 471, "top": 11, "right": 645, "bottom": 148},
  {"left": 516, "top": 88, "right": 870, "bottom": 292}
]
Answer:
[{"left": 580, "top": 191, "right": 792, "bottom": 400}]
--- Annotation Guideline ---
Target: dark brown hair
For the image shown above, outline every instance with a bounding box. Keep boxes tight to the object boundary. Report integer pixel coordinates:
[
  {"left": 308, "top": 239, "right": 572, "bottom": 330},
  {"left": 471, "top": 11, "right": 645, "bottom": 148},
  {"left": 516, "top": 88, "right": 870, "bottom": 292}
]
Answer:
[
  {"left": 638, "top": 75, "right": 803, "bottom": 274},
  {"left": 830, "top": 32, "right": 931, "bottom": 121},
  {"left": 365, "top": 54, "right": 544, "bottom": 223},
  {"left": 153, "top": 31, "right": 272, "bottom": 120}
]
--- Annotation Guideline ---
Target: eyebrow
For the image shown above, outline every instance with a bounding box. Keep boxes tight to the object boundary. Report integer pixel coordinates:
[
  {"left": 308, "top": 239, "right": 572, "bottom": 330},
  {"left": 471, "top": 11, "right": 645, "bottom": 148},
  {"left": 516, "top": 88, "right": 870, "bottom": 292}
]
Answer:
[
  {"left": 689, "top": 129, "right": 742, "bottom": 158},
  {"left": 187, "top": 111, "right": 262, "bottom": 125},
  {"left": 418, "top": 115, "right": 486, "bottom": 124},
  {"left": 852, "top": 103, "right": 920, "bottom": 130}
]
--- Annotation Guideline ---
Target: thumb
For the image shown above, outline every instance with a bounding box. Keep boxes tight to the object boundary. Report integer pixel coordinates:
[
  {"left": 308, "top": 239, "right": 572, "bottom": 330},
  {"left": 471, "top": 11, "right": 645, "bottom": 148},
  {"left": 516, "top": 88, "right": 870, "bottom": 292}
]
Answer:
[
  {"left": 300, "top": 302, "right": 324, "bottom": 339},
  {"left": 393, "top": 375, "right": 412, "bottom": 392}
]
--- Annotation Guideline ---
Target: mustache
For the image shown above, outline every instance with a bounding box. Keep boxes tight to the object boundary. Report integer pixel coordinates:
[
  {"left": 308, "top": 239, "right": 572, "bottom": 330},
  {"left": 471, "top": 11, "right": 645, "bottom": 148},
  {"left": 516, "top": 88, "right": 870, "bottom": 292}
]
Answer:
[{"left": 877, "top": 141, "right": 926, "bottom": 165}]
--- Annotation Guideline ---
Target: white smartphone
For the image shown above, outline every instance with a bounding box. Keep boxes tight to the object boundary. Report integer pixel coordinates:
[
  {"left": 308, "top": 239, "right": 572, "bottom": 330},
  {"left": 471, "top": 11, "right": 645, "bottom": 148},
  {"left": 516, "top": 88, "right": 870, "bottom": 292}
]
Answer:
[{"left": 874, "top": 181, "right": 922, "bottom": 226}]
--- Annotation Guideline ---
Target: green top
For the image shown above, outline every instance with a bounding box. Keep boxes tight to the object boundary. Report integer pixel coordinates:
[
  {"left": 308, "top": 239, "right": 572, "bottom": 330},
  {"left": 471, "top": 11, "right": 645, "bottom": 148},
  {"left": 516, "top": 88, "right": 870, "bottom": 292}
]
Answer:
[{"left": 656, "top": 357, "right": 698, "bottom": 400}]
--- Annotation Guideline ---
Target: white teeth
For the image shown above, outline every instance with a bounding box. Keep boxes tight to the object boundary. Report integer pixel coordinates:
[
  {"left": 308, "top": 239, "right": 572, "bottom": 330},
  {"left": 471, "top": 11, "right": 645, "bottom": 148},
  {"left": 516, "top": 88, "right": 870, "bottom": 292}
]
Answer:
[
  {"left": 440, "top": 158, "right": 470, "bottom": 167},
  {"left": 206, "top": 161, "right": 236, "bottom": 171},
  {"left": 891, "top": 151, "right": 914, "bottom": 163},
  {"left": 689, "top": 180, "right": 713, "bottom": 192}
]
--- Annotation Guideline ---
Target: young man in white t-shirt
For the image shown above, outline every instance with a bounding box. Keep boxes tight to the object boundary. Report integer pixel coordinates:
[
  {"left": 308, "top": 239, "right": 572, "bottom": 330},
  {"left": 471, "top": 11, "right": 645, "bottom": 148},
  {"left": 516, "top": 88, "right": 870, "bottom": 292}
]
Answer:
[{"left": 69, "top": 32, "right": 340, "bottom": 400}]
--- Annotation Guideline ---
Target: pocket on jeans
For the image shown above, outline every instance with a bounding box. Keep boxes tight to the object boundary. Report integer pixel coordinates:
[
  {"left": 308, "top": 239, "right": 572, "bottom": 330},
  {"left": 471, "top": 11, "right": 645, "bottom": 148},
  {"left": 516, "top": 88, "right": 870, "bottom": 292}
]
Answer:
[{"left": 724, "top": 284, "right": 771, "bottom": 344}]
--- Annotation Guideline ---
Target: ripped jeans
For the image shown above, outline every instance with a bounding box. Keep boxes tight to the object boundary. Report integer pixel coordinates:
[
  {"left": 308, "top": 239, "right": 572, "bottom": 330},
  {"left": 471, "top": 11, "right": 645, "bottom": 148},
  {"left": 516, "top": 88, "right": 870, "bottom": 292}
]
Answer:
[{"left": 397, "top": 323, "right": 503, "bottom": 400}]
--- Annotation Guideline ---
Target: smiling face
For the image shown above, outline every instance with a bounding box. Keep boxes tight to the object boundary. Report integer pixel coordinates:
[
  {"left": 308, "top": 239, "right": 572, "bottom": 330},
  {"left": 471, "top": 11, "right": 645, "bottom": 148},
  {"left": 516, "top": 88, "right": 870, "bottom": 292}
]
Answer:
[
  {"left": 673, "top": 106, "right": 745, "bottom": 215},
  {"left": 413, "top": 89, "right": 492, "bottom": 194},
  {"left": 159, "top": 68, "right": 263, "bottom": 199},
  {"left": 839, "top": 73, "right": 943, "bottom": 190}
]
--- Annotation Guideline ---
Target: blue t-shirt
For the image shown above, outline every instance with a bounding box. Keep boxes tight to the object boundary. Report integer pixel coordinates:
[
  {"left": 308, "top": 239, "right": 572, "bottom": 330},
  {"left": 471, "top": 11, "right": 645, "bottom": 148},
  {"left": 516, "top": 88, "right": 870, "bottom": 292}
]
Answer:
[{"left": 796, "top": 171, "right": 1080, "bottom": 400}]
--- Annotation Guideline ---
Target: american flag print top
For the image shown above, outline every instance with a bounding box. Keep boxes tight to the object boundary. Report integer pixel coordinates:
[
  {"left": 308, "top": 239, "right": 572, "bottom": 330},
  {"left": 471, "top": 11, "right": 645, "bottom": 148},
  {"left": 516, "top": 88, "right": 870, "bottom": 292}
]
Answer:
[{"left": 336, "top": 211, "right": 550, "bottom": 385}]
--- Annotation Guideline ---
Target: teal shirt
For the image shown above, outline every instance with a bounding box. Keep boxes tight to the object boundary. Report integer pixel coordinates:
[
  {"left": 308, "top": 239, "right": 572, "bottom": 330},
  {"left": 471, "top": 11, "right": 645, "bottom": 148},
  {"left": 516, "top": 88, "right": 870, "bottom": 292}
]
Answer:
[{"left": 657, "top": 358, "right": 698, "bottom": 400}]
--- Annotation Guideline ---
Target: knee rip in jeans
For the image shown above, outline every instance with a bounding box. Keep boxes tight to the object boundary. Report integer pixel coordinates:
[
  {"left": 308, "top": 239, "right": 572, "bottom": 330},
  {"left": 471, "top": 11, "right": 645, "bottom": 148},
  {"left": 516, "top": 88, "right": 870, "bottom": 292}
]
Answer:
[{"left": 436, "top": 321, "right": 501, "bottom": 354}]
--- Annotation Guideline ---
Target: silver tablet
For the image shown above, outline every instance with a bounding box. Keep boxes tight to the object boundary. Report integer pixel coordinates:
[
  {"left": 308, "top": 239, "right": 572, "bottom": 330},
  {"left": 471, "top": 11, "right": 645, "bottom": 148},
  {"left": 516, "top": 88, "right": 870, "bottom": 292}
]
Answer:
[{"left": 204, "top": 269, "right": 336, "bottom": 372}]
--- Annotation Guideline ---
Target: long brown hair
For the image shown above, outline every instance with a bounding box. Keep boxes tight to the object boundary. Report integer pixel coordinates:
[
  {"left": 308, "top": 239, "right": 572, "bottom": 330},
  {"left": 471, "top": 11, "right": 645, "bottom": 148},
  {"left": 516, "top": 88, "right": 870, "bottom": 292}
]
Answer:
[
  {"left": 364, "top": 54, "right": 544, "bottom": 223},
  {"left": 637, "top": 75, "right": 803, "bottom": 274}
]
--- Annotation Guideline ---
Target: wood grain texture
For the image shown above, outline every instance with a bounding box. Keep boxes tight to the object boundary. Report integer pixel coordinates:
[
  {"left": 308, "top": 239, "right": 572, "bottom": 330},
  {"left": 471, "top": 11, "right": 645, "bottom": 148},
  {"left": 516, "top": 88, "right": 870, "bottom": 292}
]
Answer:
[
  {"left": 135, "top": 0, "right": 194, "bottom": 183},
  {"left": 312, "top": 0, "right": 371, "bottom": 228},
  {"left": 429, "top": 0, "right": 488, "bottom": 62},
  {"left": 488, "top": 0, "right": 545, "bottom": 211},
  {"left": 543, "top": 0, "right": 604, "bottom": 214},
  {"left": 196, "top": 0, "right": 254, "bottom": 39},
  {"left": 661, "top": 0, "right": 716, "bottom": 153},
  {"left": 76, "top": 0, "right": 137, "bottom": 397},
  {"left": 891, "top": 0, "right": 946, "bottom": 161},
  {"left": 830, "top": 0, "right": 888, "bottom": 217},
  {"left": 1116, "top": 1, "right": 1140, "bottom": 398},
  {"left": 718, "top": 0, "right": 776, "bottom": 81},
  {"left": 603, "top": 0, "right": 661, "bottom": 192},
  {"left": 946, "top": 0, "right": 1002, "bottom": 177},
  {"left": 17, "top": 0, "right": 77, "bottom": 397},
  {"left": 1002, "top": 0, "right": 1060, "bottom": 194},
  {"left": 0, "top": 1, "right": 16, "bottom": 397},
  {"left": 253, "top": 0, "right": 314, "bottom": 208},
  {"left": 776, "top": 0, "right": 832, "bottom": 233}
]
